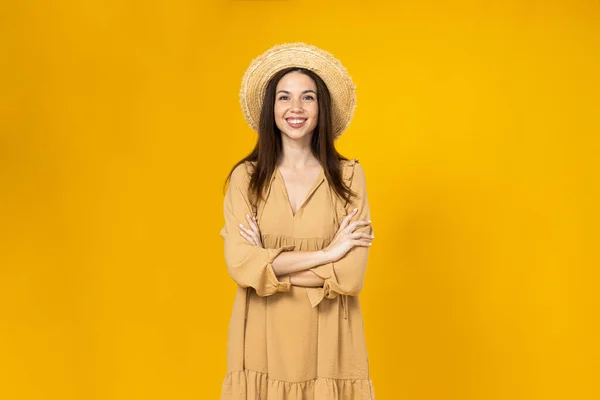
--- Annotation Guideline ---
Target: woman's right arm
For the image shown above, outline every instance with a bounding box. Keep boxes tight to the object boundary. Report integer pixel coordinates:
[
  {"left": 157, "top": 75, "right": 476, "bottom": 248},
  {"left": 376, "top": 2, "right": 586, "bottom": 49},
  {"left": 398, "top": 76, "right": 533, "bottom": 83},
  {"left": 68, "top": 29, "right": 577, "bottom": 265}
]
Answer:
[{"left": 221, "top": 163, "right": 298, "bottom": 297}]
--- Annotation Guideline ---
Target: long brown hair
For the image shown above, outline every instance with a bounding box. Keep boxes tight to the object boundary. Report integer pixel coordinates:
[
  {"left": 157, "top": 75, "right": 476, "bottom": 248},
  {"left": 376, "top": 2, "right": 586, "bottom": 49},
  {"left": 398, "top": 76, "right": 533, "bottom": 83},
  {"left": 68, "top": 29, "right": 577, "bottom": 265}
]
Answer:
[{"left": 223, "top": 67, "right": 356, "bottom": 208}]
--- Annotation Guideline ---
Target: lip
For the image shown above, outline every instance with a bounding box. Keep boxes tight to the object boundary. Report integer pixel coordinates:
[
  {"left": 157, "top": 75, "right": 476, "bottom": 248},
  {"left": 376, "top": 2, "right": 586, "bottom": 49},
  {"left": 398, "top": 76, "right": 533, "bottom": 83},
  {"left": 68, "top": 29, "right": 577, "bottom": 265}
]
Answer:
[{"left": 286, "top": 117, "right": 307, "bottom": 129}]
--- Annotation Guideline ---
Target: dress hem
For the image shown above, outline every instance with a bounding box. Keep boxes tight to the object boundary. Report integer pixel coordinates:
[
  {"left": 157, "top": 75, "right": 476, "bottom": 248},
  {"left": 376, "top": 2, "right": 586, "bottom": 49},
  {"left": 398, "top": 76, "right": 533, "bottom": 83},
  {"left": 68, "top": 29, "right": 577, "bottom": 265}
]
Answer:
[{"left": 220, "top": 369, "right": 375, "bottom": 400}]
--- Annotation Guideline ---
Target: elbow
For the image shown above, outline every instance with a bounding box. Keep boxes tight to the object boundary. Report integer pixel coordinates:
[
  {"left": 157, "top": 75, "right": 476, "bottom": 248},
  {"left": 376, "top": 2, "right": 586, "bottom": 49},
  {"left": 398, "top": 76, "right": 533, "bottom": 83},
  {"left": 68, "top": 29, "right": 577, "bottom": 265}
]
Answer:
[
  {"left": 225, "top": 263, "right": 248, "bottom": 288},
  {"left": 223, "top": 245, "right": 255, "bottom": 287},
  {"left": 224, "top": 251, "right": 291, "bottom": 296},
  {"left": 324, "top": 271, "right": 366, "bottom": 298},
  {"left": 342, "top": 280, "right": 364, "bottom": 296},
  {"left": 328, "top": 258, "right": 369, "bottom": 297}
]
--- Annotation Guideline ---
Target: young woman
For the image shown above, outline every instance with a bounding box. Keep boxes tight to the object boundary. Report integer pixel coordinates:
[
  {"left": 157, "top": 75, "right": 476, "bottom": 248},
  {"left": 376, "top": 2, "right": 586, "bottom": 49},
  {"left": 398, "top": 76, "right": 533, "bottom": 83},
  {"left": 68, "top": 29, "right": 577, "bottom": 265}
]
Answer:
[{"left": 220, "top": 43, "right": 376, "bottom": 399}]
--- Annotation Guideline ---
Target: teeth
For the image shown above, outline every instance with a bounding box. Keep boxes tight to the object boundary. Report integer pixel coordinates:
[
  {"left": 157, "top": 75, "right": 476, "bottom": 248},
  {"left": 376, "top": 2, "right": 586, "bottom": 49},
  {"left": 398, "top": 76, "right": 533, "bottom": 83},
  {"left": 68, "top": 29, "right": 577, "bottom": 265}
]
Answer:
[{"left": 288, "top": 119, "right": 305, "bottom": 124}]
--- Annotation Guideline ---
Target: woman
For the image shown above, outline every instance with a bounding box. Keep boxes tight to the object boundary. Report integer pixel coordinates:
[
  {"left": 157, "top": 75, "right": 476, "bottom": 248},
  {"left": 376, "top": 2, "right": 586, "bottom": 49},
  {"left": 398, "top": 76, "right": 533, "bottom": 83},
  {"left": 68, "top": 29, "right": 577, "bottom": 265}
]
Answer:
[{"left": 220, "top": 42, "right": 376, "bottom": 399}]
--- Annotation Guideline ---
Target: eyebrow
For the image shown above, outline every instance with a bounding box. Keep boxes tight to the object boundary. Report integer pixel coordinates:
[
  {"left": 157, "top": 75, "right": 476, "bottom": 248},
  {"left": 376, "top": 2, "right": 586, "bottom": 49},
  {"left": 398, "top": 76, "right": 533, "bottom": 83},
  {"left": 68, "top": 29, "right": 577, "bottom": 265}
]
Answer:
[{"left": 276, "top": 89, "right": 317, "bottom": 95}]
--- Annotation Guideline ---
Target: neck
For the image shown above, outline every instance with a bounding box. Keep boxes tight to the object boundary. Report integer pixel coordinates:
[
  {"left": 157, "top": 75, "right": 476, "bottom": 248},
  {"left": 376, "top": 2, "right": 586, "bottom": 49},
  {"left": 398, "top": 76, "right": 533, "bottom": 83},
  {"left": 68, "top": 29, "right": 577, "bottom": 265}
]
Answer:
[{"left": 279, "top": 133, "right": 319, "bottom": 169}]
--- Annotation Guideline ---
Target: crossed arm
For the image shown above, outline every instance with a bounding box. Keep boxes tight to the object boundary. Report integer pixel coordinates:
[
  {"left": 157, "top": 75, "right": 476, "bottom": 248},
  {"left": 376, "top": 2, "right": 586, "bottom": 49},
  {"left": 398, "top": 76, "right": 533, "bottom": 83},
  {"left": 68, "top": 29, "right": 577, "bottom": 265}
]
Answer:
[
  {"left": 239, "top": 212, "right": 330, "bottom": 287},
  {"left": 220, "top": 162, "right": 372, "bottom": 297}
]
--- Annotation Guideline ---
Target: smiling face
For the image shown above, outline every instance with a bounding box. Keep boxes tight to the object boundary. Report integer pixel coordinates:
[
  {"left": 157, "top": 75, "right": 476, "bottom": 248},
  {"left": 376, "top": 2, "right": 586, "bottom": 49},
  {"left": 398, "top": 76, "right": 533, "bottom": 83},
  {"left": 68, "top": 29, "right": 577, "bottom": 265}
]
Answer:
[{"left": 274, "top": 71, "right": 319, "bottom": 141}]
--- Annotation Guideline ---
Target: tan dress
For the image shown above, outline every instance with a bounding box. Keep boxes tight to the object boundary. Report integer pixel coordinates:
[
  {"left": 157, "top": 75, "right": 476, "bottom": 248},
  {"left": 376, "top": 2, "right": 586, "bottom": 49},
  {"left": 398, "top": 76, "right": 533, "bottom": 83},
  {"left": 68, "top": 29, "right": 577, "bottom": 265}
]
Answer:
[{"left": 219, "top": 158, "right": 375, "bottom": 399}]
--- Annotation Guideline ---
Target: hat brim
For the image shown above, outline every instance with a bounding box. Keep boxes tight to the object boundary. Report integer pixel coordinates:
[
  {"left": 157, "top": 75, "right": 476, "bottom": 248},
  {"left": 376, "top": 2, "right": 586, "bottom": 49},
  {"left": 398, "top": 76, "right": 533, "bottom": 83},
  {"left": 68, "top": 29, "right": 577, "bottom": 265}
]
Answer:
[{"left": 239, "top": 42, "right": 357, "bottom": 140}]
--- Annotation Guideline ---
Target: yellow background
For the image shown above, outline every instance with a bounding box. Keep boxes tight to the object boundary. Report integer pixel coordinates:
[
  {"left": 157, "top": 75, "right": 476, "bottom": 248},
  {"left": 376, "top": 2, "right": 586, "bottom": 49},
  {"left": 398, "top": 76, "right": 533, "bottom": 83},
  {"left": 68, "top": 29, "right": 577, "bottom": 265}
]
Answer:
[{"left": 1, "top": 0, "right": 599, "bottom": 399}]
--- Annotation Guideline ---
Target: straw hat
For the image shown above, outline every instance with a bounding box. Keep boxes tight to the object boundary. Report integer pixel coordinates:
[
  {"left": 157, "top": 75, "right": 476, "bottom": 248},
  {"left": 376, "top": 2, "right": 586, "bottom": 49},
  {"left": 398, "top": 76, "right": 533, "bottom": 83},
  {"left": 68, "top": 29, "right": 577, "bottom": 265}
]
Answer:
[{"left": 239, "top": 42, "right": 357, "bottom": 140}]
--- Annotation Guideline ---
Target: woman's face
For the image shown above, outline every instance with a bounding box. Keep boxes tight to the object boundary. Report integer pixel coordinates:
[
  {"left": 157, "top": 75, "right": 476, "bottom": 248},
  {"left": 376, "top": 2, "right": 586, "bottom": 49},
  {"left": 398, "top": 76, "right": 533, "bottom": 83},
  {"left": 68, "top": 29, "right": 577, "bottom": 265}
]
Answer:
[{"left": 274, "top": 71, "right": 319, "bottom": 141}]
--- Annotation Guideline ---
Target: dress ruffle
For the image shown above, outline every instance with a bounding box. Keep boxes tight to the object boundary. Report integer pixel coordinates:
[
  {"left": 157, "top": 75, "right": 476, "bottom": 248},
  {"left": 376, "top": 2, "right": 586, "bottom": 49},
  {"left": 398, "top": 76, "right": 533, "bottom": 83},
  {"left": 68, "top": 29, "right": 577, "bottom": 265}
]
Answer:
[
  {"left": 221, "top": 369, "right": 376, "bottom": 400},
  {"left": 262, "top": 233, "right": 330, "bottom": 250}
]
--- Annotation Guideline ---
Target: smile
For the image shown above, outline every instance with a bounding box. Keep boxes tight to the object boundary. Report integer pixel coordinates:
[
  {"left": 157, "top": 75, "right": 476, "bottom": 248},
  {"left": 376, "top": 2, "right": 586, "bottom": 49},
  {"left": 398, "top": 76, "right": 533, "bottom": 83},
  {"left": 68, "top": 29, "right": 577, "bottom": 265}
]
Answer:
[{"left": 286, "top": 118, "right": 307, "bottom": 128}]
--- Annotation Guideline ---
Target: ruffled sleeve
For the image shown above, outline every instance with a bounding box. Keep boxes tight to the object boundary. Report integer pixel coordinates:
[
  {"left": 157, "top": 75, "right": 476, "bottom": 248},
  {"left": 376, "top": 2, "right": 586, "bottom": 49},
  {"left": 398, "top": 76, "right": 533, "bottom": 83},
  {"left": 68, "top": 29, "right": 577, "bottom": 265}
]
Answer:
[
  {"left": 220, "top": 162, "right": 297, "bottom": 296},
  {"left": 306, "top": 159, "right": 373, "bottom": 307}
]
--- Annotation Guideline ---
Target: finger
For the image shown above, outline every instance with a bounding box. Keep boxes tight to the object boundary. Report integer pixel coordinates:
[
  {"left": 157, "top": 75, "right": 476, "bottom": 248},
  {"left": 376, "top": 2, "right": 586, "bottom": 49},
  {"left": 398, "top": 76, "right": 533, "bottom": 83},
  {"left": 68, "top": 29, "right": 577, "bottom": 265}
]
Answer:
[
  {"left": 352, "top": 239, "right": 373, "bottom": 247},
  {"left": 250, "top": 221, "right": 261, "bottom": 236},
  {"left": 246, "top": 215, "right": 260, "bottom": 237},
  {"left": 239, "top": 223, "right": 255, "bottom": 235},
  {"left": 242, "top": 221, "right": 262, "bottom": 244},
  {"left": 351, "top": 232, "right": 374, "bottom": 240},
  {"left": 339, "top": 208, "right": 358, "bottom": 230},
  {"left": 245, "top": 213, "right": 256, "bottom": 228},
  {"left": 242, "top": 226, "right": 261, "bottom": 245},
  {"left": 246, "top": 214, "right": 259, "bottom": 232},
  {"left": 239, "top": 225, "right": 259, "bottom": 245},
  {"left": 346, "top": 220, "right": 371, "bottom": 232},
  {"left": 239, "top": 229, "right": 257, "bottom": 245}
]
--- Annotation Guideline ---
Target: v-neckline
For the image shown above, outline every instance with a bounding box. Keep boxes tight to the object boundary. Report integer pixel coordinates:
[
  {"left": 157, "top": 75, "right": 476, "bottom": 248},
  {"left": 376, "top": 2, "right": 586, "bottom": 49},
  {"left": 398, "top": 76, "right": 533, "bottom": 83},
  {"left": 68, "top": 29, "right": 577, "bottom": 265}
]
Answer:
[{"left": 276, "top": 166, "right": 325, "bottom": 219}]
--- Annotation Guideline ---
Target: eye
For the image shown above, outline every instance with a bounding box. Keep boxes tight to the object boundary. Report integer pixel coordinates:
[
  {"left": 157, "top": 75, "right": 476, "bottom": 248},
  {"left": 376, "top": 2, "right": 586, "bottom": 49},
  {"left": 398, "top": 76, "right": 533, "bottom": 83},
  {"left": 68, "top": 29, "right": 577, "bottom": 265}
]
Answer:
[
  {"left": 304, "top": 95, "right": 315, "bottom": 101},
  {"left": 278, "top": 95, "right": 289, "bottom": 100}
]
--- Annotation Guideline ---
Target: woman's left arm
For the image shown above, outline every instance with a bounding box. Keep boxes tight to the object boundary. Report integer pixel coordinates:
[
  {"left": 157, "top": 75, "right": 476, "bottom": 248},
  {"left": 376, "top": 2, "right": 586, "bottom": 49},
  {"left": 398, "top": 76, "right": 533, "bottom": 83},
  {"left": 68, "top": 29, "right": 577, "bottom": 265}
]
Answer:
[{"left": 307, "top": 163, "right": 373, "bottom": 301}]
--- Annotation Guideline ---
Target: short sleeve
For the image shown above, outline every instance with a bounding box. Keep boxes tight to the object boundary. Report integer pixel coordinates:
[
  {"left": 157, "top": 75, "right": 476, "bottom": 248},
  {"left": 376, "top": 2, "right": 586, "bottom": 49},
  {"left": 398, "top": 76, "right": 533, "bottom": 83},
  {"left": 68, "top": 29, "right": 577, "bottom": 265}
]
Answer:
[
  {"left": 306, "top": 160, "right": 372, "bottom": 307},
  {"left": 220, "top": 162, "right": 297, "bottom": 296}
]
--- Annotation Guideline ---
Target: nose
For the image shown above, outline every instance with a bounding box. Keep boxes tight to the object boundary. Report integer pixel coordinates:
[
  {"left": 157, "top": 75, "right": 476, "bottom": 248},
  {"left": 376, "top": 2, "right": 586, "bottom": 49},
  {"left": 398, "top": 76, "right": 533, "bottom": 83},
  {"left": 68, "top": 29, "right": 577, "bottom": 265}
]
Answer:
[{"left": 290, "top": 97, "right": 303, "bottom": 112}]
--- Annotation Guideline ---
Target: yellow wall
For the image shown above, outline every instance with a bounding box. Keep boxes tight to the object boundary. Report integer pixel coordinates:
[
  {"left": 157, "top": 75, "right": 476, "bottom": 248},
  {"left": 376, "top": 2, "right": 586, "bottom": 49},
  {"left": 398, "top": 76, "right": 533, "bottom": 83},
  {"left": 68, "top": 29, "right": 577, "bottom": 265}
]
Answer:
[{"left": 1, "top": 0, "right": 598, "bottom": 399}]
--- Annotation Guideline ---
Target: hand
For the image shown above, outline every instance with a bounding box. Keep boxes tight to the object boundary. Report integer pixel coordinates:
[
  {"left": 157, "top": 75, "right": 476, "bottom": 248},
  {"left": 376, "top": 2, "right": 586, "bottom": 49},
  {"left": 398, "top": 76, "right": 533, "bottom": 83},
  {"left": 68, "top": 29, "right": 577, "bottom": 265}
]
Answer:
[
  {"left": 323, "top": 208, "right": 373, "bottom": 262},
  {"left": 239, "top": 214, "right": 264, "bottom": 248}
]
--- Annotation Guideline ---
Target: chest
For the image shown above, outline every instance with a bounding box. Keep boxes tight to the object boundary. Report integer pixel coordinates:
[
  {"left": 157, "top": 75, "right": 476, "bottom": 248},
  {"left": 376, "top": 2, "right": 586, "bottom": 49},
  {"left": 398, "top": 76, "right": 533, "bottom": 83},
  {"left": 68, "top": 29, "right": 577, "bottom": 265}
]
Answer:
[
  {"left": 257, "top": 171, "right": 338, "bottom": 239},
  {"left": 277, "top": 167, "right": 323, "bottom": 217}
]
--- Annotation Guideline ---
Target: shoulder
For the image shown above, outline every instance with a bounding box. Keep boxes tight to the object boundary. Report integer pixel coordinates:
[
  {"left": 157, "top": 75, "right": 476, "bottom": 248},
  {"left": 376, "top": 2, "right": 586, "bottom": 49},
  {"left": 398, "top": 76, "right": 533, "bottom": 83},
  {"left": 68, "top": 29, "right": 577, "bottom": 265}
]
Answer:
[
  {"left": 340, "top": 158, "right": 363, "bottom": 170},
  {"left": 230, "top": 161, "right": 256, "bottom": 186},
  {"left": 340, "top": 158, "right": 366, "bottom": 184}
]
